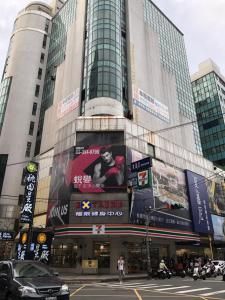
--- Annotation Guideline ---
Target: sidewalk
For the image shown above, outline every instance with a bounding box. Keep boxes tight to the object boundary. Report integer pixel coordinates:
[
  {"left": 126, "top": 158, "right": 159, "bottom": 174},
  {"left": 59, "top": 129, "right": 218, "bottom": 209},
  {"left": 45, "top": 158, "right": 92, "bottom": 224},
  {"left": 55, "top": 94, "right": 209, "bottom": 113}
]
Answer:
[{"left": 55, "top": 270, "right": 147, "bottom": 283}]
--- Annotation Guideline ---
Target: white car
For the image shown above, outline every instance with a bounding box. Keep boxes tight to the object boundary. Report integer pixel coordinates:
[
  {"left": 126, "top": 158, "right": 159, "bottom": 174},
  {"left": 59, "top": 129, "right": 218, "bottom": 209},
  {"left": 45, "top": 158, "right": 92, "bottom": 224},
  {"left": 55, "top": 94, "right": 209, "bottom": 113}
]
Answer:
[{"left": 212, "top": 260, "right": 225, "bottom": 274}]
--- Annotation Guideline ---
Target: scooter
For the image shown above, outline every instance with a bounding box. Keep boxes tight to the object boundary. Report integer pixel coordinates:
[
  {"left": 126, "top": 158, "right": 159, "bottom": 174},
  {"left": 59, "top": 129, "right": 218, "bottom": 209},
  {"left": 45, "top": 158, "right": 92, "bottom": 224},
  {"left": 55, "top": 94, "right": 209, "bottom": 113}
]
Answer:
[{"left": 158, "top": 269, "right": 172, "bottom": 279}]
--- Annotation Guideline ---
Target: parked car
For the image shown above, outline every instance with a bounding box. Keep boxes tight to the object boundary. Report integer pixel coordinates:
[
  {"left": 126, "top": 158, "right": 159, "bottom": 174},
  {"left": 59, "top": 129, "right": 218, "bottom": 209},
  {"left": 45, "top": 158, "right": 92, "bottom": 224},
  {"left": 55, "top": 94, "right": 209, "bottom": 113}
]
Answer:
[
  {"left": 212, "top": 260, "right": 225, "bottom": 275},
  {"left": 0, "top": 260, "right": 69, "bottom": 300}
]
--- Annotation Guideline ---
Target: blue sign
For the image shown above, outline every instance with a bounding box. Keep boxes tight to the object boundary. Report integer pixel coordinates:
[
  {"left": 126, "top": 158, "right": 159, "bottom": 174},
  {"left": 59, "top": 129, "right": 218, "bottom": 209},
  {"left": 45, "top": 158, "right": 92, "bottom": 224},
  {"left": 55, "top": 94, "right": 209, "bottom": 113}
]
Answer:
[
  {"left": 131, "top": 157, "right": 152, "bottom": 173},
  {"left": 185, "top": 170, "right": 213, "bottom": 234},
  {"left": 0, "top": 231, "right": 14, "bottom": 241}
]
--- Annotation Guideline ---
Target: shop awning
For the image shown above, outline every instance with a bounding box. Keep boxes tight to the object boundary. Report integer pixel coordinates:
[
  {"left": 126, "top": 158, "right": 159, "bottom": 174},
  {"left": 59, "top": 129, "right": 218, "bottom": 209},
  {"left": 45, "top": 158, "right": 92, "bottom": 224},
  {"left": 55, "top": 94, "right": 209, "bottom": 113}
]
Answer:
[{"left": 54, "top": 224, "right": 200, "bottom": 241}]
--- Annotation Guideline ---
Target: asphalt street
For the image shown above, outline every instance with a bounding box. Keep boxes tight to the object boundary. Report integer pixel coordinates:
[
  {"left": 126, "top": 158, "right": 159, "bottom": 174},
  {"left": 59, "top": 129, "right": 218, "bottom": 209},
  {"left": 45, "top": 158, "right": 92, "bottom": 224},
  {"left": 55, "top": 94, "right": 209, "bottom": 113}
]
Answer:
[{"left": 68, "top": 277, "right": 225, "bottom": 300}]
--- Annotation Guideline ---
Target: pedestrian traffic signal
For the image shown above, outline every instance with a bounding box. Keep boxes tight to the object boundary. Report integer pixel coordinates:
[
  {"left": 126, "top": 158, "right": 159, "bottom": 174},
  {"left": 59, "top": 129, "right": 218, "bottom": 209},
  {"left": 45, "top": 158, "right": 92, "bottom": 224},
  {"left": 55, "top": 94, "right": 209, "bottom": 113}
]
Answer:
[{"left": 164, "top": 202, "right": 184, "bottom": 209}]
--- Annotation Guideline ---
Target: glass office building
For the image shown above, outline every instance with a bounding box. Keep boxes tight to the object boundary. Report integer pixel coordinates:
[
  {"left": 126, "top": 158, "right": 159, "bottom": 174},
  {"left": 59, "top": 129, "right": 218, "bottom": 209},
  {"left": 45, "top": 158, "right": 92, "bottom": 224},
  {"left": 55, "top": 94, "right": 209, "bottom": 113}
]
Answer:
[{"left": 192, "top": 59, "right": 225, "bottom": 166}]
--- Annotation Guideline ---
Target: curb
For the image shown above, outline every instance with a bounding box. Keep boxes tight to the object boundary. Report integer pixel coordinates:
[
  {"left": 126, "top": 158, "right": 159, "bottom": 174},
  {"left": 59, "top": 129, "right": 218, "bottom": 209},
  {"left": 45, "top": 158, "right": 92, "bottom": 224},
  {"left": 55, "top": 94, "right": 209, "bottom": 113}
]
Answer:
[{"left": 60, "top": 275, "right": 147, "bottom": 284}]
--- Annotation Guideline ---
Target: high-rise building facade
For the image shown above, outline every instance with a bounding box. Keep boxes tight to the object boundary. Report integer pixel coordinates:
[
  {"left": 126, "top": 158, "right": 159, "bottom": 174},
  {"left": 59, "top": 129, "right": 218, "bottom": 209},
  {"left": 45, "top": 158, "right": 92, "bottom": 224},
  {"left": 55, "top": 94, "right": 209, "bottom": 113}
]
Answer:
[
  {"left": 2, "top": 0, "right": 223, "bottom": 270},
  {"left": 192, "top": 59, "right": 225, "bottom": 167},
  {"left": 0, "top": 2, "right": 52, "bottom": 232}
]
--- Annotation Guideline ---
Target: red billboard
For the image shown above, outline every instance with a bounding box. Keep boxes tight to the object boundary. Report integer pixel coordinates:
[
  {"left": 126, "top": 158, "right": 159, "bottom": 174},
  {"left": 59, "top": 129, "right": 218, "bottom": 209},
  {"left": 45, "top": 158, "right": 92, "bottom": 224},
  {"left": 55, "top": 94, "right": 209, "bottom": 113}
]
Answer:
[
  {"left": 66, "top": 145, "right": 126, "bottom": 193},
  {"left": 46, "top": 145, "right": 126, "bottom": 227}
]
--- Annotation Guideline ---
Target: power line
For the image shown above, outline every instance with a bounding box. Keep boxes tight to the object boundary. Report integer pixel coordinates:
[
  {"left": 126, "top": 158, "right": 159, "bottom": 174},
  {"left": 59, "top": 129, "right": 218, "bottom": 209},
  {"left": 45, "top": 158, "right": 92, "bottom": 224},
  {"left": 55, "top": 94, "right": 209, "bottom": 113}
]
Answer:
[{"left": 5, "top": 109, "right": 225, "bottom": 168}]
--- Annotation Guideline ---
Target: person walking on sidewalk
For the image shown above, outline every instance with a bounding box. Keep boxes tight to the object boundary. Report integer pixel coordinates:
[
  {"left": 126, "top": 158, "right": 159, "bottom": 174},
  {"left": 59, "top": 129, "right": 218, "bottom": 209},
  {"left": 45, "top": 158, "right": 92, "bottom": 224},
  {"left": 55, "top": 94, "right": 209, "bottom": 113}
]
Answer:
[{"left": 117, "top": 256, "right": 125, "bottom": 283}]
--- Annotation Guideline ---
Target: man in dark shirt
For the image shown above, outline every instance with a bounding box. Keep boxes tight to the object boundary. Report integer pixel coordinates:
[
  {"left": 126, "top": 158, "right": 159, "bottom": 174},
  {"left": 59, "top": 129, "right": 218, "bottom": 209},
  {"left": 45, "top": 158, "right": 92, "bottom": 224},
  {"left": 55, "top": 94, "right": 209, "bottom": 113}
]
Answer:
[{"left": 93, "top": 146, "right": 125, "bottom": 188}]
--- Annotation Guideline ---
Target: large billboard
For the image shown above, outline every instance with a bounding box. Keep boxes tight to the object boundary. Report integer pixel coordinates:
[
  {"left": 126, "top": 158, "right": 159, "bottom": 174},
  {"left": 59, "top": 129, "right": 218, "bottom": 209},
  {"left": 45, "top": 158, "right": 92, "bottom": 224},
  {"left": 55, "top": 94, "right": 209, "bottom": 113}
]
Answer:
[
  {"left": 67, "top": 145, "right": 126, "bottom": 193},
  {"left": 206, "top": 179, "right": 225, "bottom": 217},
  {"left": 211, "top": 214, "right": 225, "bottom": 241},
  {"left": 47, "top": 145, "right": 127, "bottom": 226},
  {"left": 129, "top": 153, "right": 192, "bottom": 231},
  {"left": 46, "top": 148, "right": 72, "bottom": 227},
  {"left": 185, "top": 170, "right": 213, "bottom": 234}
]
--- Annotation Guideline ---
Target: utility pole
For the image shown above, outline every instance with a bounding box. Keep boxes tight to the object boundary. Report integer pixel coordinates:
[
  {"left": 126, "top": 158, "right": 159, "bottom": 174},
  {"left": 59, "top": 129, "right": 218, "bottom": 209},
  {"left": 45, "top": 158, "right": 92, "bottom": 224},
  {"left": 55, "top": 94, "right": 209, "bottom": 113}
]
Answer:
[{"left": 145, "top": 206, "right": 152, "bottom": 279}]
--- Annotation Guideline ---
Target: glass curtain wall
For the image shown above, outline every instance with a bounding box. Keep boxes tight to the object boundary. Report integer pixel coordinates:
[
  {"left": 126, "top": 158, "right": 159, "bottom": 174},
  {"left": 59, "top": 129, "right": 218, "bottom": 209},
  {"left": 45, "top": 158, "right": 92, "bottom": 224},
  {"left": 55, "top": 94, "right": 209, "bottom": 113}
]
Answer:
[
  {"left": 193, "top": 72, "right": 225, "bottom": 165},
  {"left": 82, "top": 0, "right": 128, "bottom": 115},
  {"left": 35, "top": 0, "right": 76, "bottom": 155}
]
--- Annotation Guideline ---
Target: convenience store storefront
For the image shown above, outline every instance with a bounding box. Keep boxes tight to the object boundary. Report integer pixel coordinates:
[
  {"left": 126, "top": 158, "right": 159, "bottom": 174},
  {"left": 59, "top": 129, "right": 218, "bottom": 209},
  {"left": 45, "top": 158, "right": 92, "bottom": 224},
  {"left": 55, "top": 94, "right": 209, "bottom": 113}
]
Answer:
[{"left": 51, "top": 224, "right": 200, "bottom": 274}]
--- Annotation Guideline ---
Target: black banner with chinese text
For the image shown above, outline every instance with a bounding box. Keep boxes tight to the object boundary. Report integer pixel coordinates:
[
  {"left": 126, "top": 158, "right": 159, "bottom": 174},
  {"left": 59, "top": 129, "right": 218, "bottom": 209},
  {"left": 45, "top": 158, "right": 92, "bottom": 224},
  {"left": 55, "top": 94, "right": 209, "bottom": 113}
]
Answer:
[{"left": 20, "top": 162, "right": 39, "bottom": 224}]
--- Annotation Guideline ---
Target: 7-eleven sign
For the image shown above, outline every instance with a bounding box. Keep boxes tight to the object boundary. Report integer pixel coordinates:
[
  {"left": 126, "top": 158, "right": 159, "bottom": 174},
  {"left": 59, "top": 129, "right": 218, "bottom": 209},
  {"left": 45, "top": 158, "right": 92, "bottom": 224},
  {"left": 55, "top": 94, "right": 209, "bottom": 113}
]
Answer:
[
  {"left": 92, "top": 225, "right": 105, "bottom": 234},
  {"left": 137, "top": 169, "right": 152, "bottom": 189}
]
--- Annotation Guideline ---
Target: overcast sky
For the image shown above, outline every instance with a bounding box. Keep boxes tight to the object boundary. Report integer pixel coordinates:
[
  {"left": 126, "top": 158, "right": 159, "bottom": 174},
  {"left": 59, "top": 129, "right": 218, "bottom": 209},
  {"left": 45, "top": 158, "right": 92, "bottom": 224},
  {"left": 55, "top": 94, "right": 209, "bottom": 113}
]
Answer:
[{"left": 1, "top": 0, "right": 225, "bottom": 77}]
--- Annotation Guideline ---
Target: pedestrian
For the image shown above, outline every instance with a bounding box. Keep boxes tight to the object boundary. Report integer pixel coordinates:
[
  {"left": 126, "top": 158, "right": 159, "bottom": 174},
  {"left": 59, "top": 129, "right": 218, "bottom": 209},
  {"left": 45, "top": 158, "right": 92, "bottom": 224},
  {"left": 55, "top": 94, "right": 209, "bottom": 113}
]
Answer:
[{"left": 117, "top": 256, "right": 125, "bottom": 284}]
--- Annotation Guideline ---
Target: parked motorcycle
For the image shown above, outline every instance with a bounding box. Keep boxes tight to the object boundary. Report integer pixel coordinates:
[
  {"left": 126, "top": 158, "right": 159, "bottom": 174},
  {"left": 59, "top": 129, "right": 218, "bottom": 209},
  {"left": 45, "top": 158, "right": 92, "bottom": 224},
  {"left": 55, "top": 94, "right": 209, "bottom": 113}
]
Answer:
[
  {"left": 193, "top": 266, "right": 207, "bottom": 280},
  {"left": 158, "top": 269, "right": 172, "bottom": 279}
]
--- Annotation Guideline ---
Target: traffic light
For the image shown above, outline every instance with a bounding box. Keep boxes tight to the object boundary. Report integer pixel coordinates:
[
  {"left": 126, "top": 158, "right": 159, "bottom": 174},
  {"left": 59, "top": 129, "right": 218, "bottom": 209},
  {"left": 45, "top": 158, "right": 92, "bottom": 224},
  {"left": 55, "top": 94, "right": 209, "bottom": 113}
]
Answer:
[{"left": 164, "top": 202, "right": 184, "bottom": 209}]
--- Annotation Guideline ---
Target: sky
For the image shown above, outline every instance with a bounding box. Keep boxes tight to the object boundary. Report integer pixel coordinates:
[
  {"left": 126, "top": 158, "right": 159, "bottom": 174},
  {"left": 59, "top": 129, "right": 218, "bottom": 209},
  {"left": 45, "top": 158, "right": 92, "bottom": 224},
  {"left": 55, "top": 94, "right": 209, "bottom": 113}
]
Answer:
[{"left": 0, "top": 0, "right": 225, "bottom": 77}]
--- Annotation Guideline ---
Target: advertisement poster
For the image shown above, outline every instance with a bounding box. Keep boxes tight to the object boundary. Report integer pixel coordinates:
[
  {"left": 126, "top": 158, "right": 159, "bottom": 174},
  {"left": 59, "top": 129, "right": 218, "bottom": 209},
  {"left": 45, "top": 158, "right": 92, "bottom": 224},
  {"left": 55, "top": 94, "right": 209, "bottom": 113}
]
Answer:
[
  {"left": 132, "top": 85, "right": 170, "bottom": 123},
  {"left": 20, "top": 162, "right": 39, "bottom": 224},
  {"left": 129, "top": 152, "right": 192, "bottom": 231},
  {"left": 47, "top": 145, "right": 127, "bottom": 226},
  {"left": 66, "top": 145, "right": 126, "bottom": 193},
  {"left": 46, "top": 149, "right": 72, "bottom": 227},
  {"left": 206, "top": 179, "right": 225, "bottom": 217},
  {"left": 185, "top": 170, "right": 213, "bottom": 234},
  {"left": 57, "top": 89, "right": 79, "bottom": 119},
  {"left": 212, "top": 214, "right": 225, "bottom": 241}
]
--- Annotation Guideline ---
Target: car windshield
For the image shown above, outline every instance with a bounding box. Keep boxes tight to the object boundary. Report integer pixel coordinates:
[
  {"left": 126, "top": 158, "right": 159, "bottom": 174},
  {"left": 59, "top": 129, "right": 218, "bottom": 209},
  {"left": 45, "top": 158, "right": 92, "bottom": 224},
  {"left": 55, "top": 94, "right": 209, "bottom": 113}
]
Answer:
[
  {"left": 13, "top": 262, "right": 53, "bottom": 278},
  {"left": 212, "top": 262, "right": 219, "bottom": 265}
]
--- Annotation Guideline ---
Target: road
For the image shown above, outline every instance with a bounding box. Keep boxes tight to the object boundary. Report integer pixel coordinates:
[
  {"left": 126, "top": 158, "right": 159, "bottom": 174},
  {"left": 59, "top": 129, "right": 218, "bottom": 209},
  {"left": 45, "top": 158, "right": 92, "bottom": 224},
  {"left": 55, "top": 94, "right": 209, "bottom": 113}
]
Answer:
[{"left": 68, "top": 277, "right": 225, "bottom": 300}]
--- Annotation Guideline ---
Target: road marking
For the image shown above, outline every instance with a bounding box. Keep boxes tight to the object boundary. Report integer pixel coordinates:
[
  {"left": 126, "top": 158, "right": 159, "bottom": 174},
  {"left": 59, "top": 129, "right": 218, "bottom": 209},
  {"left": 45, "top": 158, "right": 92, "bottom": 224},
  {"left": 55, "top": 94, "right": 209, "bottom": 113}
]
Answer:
[
  {"left": 134, "top": 288, "right": 142, "bottom": 300},
  {"left": 155, "top": 285, "right": 190, "bottom": 291},
  {"left": 176, "top": 288, "right": 211, "bottom": 294},
  {"left": 70, "top": 285, "right": 86, "bottom": 296},
  {"left": 200, "top": 289, "right": 225, "bottom": 296}
]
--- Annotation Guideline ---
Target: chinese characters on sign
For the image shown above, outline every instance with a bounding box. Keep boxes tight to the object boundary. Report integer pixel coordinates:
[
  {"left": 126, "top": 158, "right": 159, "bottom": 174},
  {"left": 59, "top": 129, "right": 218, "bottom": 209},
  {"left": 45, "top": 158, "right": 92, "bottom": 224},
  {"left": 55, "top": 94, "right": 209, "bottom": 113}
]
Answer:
[
  {"left": 75, "top": 200, "right": 123, "bottom": 217},
  {"left": 185, "top": 170, "right": 213, "bottom": 234},
  {"left": 17, "top": 231, "right": 53, "bottom": 264},
  {"left": 20, "top": 162, "right": 38, "bottom": 224},
  {"left": 0, "top": 231, "right": 14, "bottom": 241}
]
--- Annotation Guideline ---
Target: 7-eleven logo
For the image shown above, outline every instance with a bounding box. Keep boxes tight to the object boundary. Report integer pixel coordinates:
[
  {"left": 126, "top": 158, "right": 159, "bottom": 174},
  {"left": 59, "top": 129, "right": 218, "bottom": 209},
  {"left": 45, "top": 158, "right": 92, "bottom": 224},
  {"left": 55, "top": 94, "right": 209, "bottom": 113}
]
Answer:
[
  {"left": 137, "top": 169, "right": 152, "bottom": 189},
  {"left": 92, "top": 225, "right": 105, "bottom": 234}
]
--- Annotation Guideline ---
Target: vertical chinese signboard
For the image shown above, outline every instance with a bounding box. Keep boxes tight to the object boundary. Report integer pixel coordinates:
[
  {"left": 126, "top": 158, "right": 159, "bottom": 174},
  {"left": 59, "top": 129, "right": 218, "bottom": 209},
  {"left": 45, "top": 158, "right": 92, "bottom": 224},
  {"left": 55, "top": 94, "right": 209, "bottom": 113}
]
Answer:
[
  {"left": 185, "top": 170, "right": 213, "bottom": 234},
  {"left": 20, "top": 161, "right": 39, "bottom": 224},
  {"left": 17, "top": 230, "right": 53, "bottom": 264}
]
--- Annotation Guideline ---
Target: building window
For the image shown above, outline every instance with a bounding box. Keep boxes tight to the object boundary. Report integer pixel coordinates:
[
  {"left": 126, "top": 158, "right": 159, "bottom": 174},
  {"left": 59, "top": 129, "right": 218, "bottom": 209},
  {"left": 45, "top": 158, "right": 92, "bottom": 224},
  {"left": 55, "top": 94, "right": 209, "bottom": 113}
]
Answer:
[
  {"left": 25, "top": 142, "right": 32, "bottom": 157},
  {"left": 29, "top": 121, "right": 35, "bottom": 136},
  {"left": 40, "top": 53, "right": 45, "bottom": 63},
  {"left": 0, "top": 154, "right": 8, "bottom": 195},
  {"left": 32, "top": 102, "right": 37, "bottom": 116},
  {"left": 37, "top": 68, "right": 42, "bottom": 80},
  {"left": 21, "top": 167, "right": 27, "bottom": 185},
  {"left": 0, "top": 77, "right": 12, "bottom": 134},
  {"left": 42, "top": 34, "right": 47, "bottom": 49},
  {"left": 18, "top": 195, "right": 24, "bottom": 206},
  {"left": 147, "top": 143, "right": 155, "bottom": 157},
  {"left": 35, "top": 85, "right": 40, "bottom": 97},
  {"left": 45, "top": 19, "right": 50, "bottom": 32}
]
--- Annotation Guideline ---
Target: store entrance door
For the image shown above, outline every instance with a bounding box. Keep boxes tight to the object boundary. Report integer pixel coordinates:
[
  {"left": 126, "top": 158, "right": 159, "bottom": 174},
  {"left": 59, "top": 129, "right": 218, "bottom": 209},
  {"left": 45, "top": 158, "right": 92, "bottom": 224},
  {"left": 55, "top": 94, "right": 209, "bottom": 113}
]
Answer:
[
  {"left": 127, "top": 242, "right": 160, "bottom": 273},
  {"left": 93, "top": 241, "right": 110, "bottom": 274}
]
